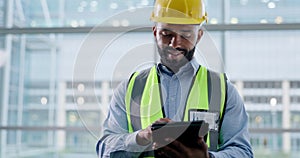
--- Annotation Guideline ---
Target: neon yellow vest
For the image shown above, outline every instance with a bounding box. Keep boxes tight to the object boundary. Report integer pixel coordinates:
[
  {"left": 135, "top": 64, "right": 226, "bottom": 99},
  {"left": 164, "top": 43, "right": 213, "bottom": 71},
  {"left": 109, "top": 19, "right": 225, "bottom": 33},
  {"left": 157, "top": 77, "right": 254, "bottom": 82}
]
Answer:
[{"left": 125, "top": 65, "right": 226, "bottom": 154}]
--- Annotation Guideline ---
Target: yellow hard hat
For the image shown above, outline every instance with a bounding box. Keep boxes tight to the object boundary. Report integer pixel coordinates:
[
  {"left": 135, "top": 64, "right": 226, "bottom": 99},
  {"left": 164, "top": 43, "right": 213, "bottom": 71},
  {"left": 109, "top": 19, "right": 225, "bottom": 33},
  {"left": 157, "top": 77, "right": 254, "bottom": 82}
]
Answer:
[{"left": 150, "top": 0, "right": 208, "bottom": 25}]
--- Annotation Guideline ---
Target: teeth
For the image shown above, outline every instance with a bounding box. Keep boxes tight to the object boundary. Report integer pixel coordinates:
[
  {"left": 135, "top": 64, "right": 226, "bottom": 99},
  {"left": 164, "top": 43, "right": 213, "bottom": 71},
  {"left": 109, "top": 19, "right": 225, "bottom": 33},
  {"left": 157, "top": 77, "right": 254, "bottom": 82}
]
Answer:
[
  {"left": 169, "top": 51, "right": 181, "bottom": 55},
  {"left": 168, "top": 53, "right": 181, "bottom": 58},
  {"left": 166, "top": 49, "right": 183, "bottom": 57},
  {"left": 169, "top": 53, "right": 179, "bottom": 56}
]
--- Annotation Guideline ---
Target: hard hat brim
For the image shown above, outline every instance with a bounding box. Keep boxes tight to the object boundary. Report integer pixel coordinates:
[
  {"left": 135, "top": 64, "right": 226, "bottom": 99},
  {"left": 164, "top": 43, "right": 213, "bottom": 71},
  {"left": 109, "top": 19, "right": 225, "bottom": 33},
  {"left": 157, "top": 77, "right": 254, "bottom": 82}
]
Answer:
[{"left": 150, "top": 17, "right": 206, "bottom": 25}]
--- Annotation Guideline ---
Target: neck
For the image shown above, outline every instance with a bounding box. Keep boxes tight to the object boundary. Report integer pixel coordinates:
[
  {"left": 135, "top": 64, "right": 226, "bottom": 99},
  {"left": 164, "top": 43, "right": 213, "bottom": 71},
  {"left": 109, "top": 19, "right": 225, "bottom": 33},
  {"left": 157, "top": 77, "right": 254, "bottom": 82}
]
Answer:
[{"left": 162, "top": 60, "right": 190, "bottom": 74}]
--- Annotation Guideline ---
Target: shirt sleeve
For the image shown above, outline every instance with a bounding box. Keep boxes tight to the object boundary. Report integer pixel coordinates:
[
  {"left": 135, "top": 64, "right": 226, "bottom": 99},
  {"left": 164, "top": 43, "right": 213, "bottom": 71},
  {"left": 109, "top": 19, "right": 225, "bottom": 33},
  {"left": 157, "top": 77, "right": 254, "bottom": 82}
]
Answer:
[
  {"left": 209, "top": 81, "right": 253, "bottom": 158},
  {"left": 96, "top": 81, "right": 150, "bottom": 158}
]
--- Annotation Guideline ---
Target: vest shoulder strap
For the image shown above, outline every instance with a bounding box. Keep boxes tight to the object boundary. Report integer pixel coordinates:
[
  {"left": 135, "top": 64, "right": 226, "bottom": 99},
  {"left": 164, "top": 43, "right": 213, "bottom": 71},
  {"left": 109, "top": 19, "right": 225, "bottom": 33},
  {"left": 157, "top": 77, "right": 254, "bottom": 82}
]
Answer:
[
  {"left": 207, "top": 69, "right": 227, "bottom": 151},
  {"left": 126, "top": 68, "right": 152, "bottom": 132}
]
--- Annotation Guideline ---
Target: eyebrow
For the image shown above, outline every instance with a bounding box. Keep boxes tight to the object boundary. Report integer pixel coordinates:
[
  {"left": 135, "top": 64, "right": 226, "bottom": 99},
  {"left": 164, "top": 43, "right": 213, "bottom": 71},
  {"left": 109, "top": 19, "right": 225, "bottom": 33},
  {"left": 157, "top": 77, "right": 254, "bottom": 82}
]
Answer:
[
  {"left": 161, "top": 28, "right": 193, "bottom": 33},
  {"left": 180, "top": 29, "right": 193, "bottom": 33}
]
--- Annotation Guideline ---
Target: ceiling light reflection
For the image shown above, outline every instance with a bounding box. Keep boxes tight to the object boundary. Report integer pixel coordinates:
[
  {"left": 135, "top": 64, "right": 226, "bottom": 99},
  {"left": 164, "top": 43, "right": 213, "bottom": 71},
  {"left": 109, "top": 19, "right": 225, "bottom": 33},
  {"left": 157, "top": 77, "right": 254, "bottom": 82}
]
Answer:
[
  {"left": 268, "top": 2, "right": 276, "bottom": 9},
  {"left": 141, "top": 0, "right": 149, "bottom": 6},
  {"left": 112, "top": 20, "right": 120, "bottom": 27},
  {"left": 128, "top": 6, "right": 136, "bottom": 12},
  {"left": 70, "top": 20, "right": 79, "bottom": 27},
  {"left": 270, "top": 97, "right": 277, "bottom": 107},
  {"left": 90, "top": 1, "right": 98, "bottom": 7},
  {"left": 121, "top": 19, "right": 130, "bottom": 27},
  {"left": 110, "top": 2, "right": 118, "bottom": 9},
  {"left": 261, "top": 0, "right": 270, "bottom": 3},
  {"left": 41, "top": 97, "right": 48, "bottom": 105},
  {"left": 255, "top": 116, "right": 263, "bottom": 124},
  {"left": 77, "top": 83, "right": 85, "bottom": 91},
  {"left": 77, "top": 97, "right": 85, "bottom": 105},
  {"left": 230, "top": 17, "right": 239, "bottom": 24},
  {"left": 210, "top": 18, "right": 218, "bottom": 24},
  {"left": 260, "top": 19, "right": 268, "bottom": 24},
  {"left": 69, "top": 113, "right": 77, "bottom": 122},
  {"left": 275, "top": 16, "right": 283, "bottom": 24}
]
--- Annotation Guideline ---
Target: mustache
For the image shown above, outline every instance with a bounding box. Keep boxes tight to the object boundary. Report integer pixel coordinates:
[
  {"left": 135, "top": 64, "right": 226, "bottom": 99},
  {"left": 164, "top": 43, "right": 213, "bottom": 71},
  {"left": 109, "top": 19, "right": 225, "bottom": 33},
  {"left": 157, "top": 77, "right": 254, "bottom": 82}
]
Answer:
[{"left": 165, "top": 47, "right": 188, "bottom": 54}]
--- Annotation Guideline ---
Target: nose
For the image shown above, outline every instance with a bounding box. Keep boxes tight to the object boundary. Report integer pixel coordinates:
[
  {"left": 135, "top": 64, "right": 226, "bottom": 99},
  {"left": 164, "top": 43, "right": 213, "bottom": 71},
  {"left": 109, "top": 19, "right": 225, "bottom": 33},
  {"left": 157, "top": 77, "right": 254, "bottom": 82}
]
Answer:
[{"left": 169, "top": 34, "right": 182, "bottom": 48}]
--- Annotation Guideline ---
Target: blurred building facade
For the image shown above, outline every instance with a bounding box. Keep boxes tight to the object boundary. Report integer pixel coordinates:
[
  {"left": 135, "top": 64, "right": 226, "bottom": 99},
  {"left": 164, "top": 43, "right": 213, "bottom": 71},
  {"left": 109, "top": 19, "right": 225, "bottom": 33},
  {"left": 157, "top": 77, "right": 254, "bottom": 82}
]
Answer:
[{"left": 0, "top": 0, "right": 300, "bottom": 158}]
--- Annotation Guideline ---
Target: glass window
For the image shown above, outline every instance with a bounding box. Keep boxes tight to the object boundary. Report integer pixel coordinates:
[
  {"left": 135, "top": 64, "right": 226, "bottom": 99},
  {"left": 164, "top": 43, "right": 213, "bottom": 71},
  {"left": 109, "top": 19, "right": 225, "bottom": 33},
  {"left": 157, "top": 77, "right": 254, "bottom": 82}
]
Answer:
[
  {"left": 229, "top": 0, "right": 300, "bottom": 24},
  {"left": 226, "top": 31, "right": 300, "bottom": 80},
  {"left": 1, "top": 1, "right": 300, "bottom": 158},
  {"left": 291, "top": 81, "right": 300, "bottom": 89}
]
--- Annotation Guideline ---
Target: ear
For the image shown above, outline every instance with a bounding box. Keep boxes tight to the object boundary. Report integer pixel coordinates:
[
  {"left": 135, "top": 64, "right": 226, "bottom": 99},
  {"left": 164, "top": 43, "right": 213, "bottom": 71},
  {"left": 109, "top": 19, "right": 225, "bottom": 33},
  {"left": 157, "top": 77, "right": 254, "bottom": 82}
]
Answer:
[
  {"left": 196, "top": 29, "right": 204, "bottom": 44},
  {"left": 152, "top": 25, "right": 157, "bottom": 38}
]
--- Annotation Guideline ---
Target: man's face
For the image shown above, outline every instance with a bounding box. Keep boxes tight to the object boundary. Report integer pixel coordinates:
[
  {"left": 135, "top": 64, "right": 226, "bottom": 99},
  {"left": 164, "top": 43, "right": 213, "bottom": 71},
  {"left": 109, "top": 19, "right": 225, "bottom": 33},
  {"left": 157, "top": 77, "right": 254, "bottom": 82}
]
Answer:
[{"left": 153, "top": 23, "right": 203, "bottom": 72}]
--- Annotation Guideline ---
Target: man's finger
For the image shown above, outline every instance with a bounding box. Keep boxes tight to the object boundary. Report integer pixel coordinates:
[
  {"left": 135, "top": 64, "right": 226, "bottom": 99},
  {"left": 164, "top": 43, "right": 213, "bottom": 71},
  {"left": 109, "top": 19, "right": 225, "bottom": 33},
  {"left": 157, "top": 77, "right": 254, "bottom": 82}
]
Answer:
[
  {"left": 164, "top": 138, "right": 189, "bottom": 153},
  {"left": 197, "top": 136, "right": 208, "bottom": 149},
  {"left": 159, "top": 145, "right": 181, "bottom": 158},
  {"left": 154, "top": 118, "right": 172, "bottom": 124}
]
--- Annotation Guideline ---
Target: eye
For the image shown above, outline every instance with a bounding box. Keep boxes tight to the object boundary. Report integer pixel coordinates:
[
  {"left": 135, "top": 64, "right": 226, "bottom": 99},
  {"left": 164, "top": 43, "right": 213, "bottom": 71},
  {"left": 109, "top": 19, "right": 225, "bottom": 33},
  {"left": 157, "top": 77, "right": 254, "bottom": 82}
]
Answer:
[
  {"left": 181, "top": 33, "right": 192, "bottom": 39},
  {"left": 161, "top": 30, "right": 173, "bottom": 37}
]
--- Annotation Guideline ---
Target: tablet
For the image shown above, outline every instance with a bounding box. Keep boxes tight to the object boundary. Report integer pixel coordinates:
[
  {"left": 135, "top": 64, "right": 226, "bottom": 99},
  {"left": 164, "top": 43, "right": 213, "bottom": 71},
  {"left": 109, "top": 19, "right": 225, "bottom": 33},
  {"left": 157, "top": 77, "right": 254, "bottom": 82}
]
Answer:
[{"left": 151, "top": 121, "right": 209, "bottom": 148}]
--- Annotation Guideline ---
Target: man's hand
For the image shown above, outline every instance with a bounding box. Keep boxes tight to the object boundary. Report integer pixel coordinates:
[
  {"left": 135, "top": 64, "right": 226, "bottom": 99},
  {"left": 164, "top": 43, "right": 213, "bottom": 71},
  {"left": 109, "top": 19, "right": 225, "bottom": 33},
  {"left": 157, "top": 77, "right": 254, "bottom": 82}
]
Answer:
[
  {"left": 153, "top": 136, "right": 209, "bottom": 158},
  {"left": 136, "top": 118, "right": 172, "bottom": 146},
  {"left": 136, "top": 126, "right": 152, "bottom": 146}
]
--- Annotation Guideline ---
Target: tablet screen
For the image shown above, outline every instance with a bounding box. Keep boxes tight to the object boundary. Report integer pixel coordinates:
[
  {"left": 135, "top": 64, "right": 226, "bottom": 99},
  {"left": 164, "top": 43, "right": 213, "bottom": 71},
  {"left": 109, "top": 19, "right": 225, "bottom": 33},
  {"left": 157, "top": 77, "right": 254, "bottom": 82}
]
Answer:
[{"left": 151, "top": 121, "right": 209, "bottom": 148}]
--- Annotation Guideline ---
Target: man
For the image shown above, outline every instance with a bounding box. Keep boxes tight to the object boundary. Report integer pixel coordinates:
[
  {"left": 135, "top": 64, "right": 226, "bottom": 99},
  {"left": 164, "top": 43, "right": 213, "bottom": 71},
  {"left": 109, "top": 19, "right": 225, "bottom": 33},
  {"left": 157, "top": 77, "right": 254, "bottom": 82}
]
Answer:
[{"left": 97, "top": 0, "right": 253, "bottom": 157}]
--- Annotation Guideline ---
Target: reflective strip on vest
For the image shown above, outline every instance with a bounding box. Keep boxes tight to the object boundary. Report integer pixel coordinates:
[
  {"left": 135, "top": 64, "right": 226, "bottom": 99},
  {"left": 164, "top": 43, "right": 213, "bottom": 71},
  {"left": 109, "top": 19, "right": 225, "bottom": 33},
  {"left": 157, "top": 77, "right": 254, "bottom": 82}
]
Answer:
[
  {"left": 125, "top": 65, "right": 226, "bottom": 152},
  {"left": 125, "top": 72, "right": 139, "bottom": 133},
  {"left": 140, "top": 66, "right": 164, "bottom": 129},
  {"left": 184, "top": 66, "right": 208, "bottom": 120}
]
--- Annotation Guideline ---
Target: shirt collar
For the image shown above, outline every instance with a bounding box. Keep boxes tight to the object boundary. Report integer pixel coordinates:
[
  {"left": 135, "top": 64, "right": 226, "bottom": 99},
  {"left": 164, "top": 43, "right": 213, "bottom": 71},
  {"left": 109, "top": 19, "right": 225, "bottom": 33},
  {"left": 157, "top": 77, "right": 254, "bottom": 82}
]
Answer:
[
  {"left": 189, "top": 58, "right": 200, "bottom": 76},
  {"left": 157, "top": 58, "right": 200, "bottom": 76}
]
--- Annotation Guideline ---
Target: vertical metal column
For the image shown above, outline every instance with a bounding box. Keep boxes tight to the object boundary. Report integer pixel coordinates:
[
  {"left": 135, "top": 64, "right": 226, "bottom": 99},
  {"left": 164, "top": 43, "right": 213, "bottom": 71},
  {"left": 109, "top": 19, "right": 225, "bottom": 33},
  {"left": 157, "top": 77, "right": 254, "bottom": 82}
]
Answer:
[
  {"left": 282, "top": 80, "right": 291, "bottom": 153},
  {"left": 221, "top": 0, "right": 230, "bottom": 69},
  {"left": 56, "top": 82, "right": 66, "bottom": 150},
  {"left": 55, "top": 0, "right": 66, "bottom": 154},
  {"left": 1, "top": 0, "right": 14, "bottom": 157},
  {"left": 271, "top": 104, "right": 277, "bottom": 150},
  {"left": 16, "top": 34, "right": 26, "bottom": 155},
  {"left": 48, "top": 34, "right": 58, "bottom": 148}
]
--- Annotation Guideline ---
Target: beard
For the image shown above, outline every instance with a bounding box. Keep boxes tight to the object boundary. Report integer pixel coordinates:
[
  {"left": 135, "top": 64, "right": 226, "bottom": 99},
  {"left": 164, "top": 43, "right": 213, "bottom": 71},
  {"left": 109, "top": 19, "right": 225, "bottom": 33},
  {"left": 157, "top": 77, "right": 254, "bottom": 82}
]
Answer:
[{"left": 157, "top": 46, "right": 196, "bottom": 73}]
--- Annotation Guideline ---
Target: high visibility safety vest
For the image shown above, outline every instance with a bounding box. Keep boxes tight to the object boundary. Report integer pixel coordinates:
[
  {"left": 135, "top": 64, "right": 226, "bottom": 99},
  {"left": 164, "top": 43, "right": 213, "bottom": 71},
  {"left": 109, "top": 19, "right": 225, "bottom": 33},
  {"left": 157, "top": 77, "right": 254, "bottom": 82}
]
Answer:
[{"left": 125, "top": 65, "right": 227, "bottom": 157}]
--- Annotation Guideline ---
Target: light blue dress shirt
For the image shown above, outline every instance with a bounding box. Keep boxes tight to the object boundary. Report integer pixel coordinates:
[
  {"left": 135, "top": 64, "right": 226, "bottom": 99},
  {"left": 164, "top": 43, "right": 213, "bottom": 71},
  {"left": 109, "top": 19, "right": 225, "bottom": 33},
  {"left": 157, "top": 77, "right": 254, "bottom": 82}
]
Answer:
[{"left": 97, "top": 59, "right": 253, "bottom": 158}]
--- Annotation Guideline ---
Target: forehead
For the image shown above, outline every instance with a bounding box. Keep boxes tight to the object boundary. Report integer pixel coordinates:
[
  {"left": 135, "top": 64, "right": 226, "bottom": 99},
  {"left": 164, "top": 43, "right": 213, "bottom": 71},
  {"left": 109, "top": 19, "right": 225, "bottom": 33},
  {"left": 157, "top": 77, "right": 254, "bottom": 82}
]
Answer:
[{"left": 155, "top": 23, "right": 199, "bottom": 33}]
